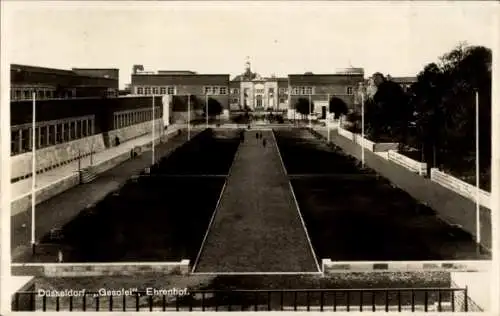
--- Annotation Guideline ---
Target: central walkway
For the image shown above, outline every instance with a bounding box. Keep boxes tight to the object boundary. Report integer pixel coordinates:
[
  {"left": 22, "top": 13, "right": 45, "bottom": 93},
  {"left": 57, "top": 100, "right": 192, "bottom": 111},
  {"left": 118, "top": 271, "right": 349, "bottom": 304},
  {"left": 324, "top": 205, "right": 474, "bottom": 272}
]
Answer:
[{"left": 193, "top": 130, "right": 320, "bottom": 273}]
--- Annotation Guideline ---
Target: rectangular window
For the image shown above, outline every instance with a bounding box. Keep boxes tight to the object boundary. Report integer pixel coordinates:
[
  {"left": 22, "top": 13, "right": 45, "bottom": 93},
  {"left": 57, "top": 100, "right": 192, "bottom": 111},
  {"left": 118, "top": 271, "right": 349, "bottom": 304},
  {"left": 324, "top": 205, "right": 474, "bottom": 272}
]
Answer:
[
  {"left": 269, "top": 88, "right": 275, "bottom": 94},
  {"left": 56, "top": 124, "right": 63, "bottom": 143},
  {"left": 152, "top": 87, "right": 159, "bottom": 95},
  {"left": 212, "top": 86, "right": 218, "bottom": 95},
  {"left": 204, "top": 86, "right": 211, "bottom": 95},
  {"left": 347, "top": 86, "right": 353, "bottom": 95},
  {"left": 292, "top": 87, "right": 299, "bottom": 95},
  {"left": 219, "top": 87, "right": 227, "bottom": 95},
  {"left": 137, "top": 87, "right": 144, "bottom": 95},
  {"left": 11, "top": 130, "right": 20, "bottom": 155},
  {"left": 144, "top": 87, "right": 151, "bottom": 95},
  {"left": 167, "top": 86, "right": 175, "bottom": 95},
  {"left": 21, "top": 129, "right": 30, "bottom": 152},
  {"left": 160, "top": 87, "right": 166, "bottom": 95},
  {"left": 24, "top": 90, "right": 31, "bottom": 99},
  {"left": 306, "top": 87, "right": 313, "bottom": 95},
  {"left": 39, "top": 126, "right": 47, "bottom": 147},
  {"left": 48, "top": 125, "right": 55, "bottom": 145},
  {"left": 279, "top": 98, "right": 285, "bottom": 103}
]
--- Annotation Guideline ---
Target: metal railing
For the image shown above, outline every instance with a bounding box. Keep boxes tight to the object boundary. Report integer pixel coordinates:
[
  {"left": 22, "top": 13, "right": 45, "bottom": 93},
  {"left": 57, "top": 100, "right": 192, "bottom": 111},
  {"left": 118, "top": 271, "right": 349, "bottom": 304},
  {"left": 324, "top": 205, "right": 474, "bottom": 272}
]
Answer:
[{"left": 12, "top": 288, "right": 473, "bottom": 312}]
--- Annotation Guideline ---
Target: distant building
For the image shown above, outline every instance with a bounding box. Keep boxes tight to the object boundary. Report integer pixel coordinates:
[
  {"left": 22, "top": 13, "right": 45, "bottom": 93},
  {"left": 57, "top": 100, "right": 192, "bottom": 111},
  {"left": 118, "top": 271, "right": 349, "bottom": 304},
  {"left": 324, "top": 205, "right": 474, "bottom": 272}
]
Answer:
[
  {"left": 355, "top": 73, "right": 417, "bottom": 107},
  {"left": 129, "top": 67, "right": 230, "bottom": 113},
  {"left": 230, "top": 58, "right": 286, "bottom": 111},
  {"left": 10, "top": 64, "right": 119, "bottom": 101},
  {"left": 388, "top": 76, "right": 417, "bottom": 92},
  {"left": 289, "top": 70, "right": 364, "bottom": 115}
]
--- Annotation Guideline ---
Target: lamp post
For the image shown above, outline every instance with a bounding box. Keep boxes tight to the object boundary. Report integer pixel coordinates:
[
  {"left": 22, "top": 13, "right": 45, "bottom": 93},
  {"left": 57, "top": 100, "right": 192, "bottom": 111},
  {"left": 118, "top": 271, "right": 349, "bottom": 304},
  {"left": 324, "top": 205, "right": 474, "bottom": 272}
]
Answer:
[
  {"left": 475, "top": 90, "right": 481, "bottom": 248},
  {"left": 152, "top": 95, "right": 155, "bottom": 165},
  {"left": 361, "top": 87, "right": 365, "bottom": 168},
  {"left": 31, "top": 91, "right": 36, "bottom": 255},
  {"left": 308, "top": 93, "right": 312, "bottom": 129},
  {"left": 327, "top": 93, "right": 330, "bottom": 143},
  {"left": 187, "top": 94, "right": 191, "bottom": 140},
  {"left": 205, "top": 94, "right": 209, "bottom": 128}
]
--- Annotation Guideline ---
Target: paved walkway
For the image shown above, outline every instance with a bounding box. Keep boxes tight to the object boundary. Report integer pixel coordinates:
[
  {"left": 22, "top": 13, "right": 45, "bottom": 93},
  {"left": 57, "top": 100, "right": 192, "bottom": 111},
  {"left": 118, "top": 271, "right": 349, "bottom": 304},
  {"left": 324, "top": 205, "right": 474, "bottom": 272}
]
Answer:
[
  {"left": 193, "top": 130, "right": 320, "bottom": 273},
  {"left": 11, "top": 128, "right": 203, "bottom": 262},
  {"left": 11, "top": 125, "right": 182, "bottom": 202}
]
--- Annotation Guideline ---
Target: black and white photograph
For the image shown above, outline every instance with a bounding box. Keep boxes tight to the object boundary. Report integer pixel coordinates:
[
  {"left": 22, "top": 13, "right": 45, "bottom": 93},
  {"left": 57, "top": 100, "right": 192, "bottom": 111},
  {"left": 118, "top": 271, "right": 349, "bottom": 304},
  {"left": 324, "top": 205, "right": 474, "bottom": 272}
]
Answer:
[{"left": 0, "top": 1, "right": 498, "bottom": 313}]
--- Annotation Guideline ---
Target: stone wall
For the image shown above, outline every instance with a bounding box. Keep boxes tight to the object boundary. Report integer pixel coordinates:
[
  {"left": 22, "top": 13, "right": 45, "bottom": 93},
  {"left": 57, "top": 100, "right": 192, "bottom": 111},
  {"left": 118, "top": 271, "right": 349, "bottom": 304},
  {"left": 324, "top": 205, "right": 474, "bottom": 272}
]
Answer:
[
  {"left": 12, "top": 260, "right": 190, "bottom": 277},
  {"left": 11, "top": 134, "right": 106, "bottom": 180},
  {"left": 108, "top": 119, "right": 163, "bottom": 144}
]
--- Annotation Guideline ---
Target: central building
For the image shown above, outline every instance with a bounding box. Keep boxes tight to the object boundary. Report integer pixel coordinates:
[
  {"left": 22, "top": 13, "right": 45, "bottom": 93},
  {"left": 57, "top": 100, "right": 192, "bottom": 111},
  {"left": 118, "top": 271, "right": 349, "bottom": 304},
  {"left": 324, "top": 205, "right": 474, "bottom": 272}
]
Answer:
[{"left": 229, "top": 58, "right": 289, "bottom": 111}]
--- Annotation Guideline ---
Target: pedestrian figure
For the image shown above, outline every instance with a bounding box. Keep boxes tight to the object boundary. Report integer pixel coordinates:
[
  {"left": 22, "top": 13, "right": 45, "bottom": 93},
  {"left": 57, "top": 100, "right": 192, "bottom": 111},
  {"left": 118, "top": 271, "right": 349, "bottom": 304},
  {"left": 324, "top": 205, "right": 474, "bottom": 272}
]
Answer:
[
  {"left": 256, "top": 132, "right": 259, "bottom": 139},
  {"left": 262, "top": 138, "right": 267, "bottom": 147},
  {"left": 57, "top": 249, "right": 63, "bottom": 263}
]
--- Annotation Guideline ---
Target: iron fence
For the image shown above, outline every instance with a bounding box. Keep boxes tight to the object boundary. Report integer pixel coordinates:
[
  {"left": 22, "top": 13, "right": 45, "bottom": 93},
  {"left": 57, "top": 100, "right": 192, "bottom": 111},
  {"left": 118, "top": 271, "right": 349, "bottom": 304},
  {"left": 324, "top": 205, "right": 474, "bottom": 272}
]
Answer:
[{"left": 12, "top": 287, "right": 473, "bottom": 312}]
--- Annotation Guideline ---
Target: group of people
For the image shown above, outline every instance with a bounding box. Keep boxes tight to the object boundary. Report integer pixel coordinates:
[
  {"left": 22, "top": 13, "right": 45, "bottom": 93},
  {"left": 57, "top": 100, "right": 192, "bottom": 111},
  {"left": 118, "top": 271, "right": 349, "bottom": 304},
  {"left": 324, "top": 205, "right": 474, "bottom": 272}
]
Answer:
[{"left": 239, "top": 130, "right": 267, "bottom": 147}]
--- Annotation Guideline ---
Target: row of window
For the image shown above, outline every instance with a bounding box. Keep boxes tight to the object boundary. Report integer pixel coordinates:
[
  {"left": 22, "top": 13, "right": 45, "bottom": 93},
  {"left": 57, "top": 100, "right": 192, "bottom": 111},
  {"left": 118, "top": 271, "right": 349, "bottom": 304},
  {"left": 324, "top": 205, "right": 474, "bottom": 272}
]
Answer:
[
  {"left": 203, "top": 86, "right": 227, "bottom": 95},
  {"left": 136, "top": 86, "right": 176, "bottom": 95},
  {"left": 290, "top": 86, "right": 354, "bottom": 96},
  {"left": 11, "top": 87, "right": 117, "bottom": 101},
  {"left": 11, "top": 87, "right": 62, "bottom": 101},
  {"left": 11, "top": 116, "right": 95, "bottom": 155},
  {"left": 113, "top": 107, "right": 161, "bottom": 130}
]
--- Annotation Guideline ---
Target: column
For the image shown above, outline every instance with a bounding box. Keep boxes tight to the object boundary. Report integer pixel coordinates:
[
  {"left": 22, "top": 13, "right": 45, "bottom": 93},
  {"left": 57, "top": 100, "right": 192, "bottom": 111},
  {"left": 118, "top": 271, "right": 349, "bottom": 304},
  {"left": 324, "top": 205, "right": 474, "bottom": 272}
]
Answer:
[
  {"left": 28, "top": 127, "right": 33, "bottom": 150},
  {"left": 38, "top": 126, "right": 42, "bottom": 148},
  {"left": 18, "top": 129, "right": 22, "bottom": 152},
  {"left": 91, "top": 119, "right": 95, "bottom": 135}
]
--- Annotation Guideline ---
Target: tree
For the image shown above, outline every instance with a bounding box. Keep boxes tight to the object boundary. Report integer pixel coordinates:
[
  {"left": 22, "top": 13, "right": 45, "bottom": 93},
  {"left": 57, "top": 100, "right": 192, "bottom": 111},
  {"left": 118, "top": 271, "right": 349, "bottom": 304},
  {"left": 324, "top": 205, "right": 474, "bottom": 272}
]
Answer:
[
  {"left": 410, "top": 43, "right": 492, "bottom": 175},
  {"left": 329, "top": 97, "right": 348, "bottom": 119},
  {"left": 203, "top": 98, "right": 223, "bottom": 117},
  {"left": 295, "top": 98, "right": 313, "bottom": 119}
]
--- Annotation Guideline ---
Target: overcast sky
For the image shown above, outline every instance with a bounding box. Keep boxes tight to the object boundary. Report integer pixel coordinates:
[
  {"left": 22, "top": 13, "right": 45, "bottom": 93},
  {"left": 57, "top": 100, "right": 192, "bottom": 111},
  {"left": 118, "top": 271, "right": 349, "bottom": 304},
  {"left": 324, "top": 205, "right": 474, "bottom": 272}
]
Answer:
[{"left": 2, "top": 1, "right": 497, "bottom": 88}]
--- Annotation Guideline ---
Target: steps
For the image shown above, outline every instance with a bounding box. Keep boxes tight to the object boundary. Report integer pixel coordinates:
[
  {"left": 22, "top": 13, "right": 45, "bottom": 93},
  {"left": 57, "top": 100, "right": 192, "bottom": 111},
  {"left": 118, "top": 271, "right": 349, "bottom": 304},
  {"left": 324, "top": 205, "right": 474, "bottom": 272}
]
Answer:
[{"left": 79, "top": 167, "right": 98, "bottom": 184}]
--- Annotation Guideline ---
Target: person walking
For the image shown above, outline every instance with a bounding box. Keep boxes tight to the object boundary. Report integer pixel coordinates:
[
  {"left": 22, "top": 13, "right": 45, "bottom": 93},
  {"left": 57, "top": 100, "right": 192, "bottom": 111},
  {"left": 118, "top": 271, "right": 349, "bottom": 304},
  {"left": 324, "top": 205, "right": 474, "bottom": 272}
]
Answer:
[{"left": 262, "top": 138, "right": 267, "bottom": 147}]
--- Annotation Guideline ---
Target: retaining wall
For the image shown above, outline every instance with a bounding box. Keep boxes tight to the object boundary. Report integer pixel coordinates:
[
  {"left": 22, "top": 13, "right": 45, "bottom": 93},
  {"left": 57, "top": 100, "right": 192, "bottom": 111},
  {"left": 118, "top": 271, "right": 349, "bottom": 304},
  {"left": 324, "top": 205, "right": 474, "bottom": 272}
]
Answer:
[
  {"left": 108, "top": 119, "right": 163, "bottom": 144},
  {"left": 430, "top": 168, "right": 491, "bottom": 209},
  {"left": 322, "top": 259, "right": 491, "bottom": 274},
  {"left": 388, "top": 150, "right": 427, "bottom": 176},
  {"left": 11, "top": 135, "right": 106, "bottom": 181},
  {"left": 313, "top": 128, "right": 492, "bottom": 251},
  {"left": 11, "top": 260, "right": 190, "bottom": 277}
]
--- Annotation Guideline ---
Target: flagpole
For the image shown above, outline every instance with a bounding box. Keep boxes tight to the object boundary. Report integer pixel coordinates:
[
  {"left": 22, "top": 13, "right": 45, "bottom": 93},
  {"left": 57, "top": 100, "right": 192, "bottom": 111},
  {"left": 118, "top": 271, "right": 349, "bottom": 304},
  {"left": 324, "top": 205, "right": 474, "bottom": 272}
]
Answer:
[
  {"left": 475, "top": 90, "right": 481, "bottom": 247},
  {"left": 327, "top": 93, "right": 330, "bottom": 143},
  {"left": 31, "top": 91, "right": 36, "bottom": 255},
  {"left": 188, "top": 95, "right": 191, "bottom": 140},
  {"left": 308, "top": 94, "right": 312, "bottom": 129},
  {"left": 205, "top": 94, "right": 208, "bottom": 128},
  {"left": 361, "top": 92, "right": 365, "bottom": 168},
  {"left": 152, "top": 95, "right": 155, "bottom": 165}
]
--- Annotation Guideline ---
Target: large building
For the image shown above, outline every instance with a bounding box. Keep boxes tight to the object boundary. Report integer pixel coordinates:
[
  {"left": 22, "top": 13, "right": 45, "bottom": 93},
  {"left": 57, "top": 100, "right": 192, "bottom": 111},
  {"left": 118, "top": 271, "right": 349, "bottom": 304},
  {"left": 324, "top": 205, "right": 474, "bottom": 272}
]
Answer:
[
  {"left": 129, "top": 65, "right": 230, "bottom": 116},
  {"left": 10, "top": 64, "right": 119, "bottom": 101}
]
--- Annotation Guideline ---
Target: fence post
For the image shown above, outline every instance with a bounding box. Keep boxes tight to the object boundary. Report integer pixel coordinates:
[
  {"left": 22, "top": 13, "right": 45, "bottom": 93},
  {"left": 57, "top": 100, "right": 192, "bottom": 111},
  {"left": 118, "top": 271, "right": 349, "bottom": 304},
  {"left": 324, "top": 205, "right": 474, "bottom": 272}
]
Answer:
[{"left": 464, "top": 287, "right": 468, "bottom": 312}]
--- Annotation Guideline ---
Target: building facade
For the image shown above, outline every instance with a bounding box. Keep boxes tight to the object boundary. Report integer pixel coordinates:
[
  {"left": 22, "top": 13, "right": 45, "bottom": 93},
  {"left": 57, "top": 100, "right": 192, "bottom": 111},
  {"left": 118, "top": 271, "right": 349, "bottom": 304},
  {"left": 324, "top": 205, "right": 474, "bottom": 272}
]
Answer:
[
  {"left": 130, "top": 67, "right": 230, "bottom": 112},
  {"left": 10, "top": 64, "right": 119, "bottom": 101}
]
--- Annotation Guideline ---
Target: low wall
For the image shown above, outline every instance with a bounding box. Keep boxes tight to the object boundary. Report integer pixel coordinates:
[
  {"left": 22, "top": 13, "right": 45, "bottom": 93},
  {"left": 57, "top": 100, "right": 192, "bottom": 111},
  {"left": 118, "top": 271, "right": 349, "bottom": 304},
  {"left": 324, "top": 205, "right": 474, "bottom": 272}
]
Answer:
[
  {"left": 388, "top": 150, "right": 428, "bottom": 176},
  {"left": 322, "top": 259, "right": 490, "bottom": 274},
  {"left": 354, "top": 134, "right": 375, "bottom": 151},
  {"left": 338, "top": 127, "right": 354, "bottom": 141},
  {"left": 313, "top": 128, "right": 492, "bottom": 251},
  {"left": 431, "top": 168, "right": 491, "bottom": 209},
  {"left": 108, "top": 119, "right": 163, "bottom": 144},
  {"left": 12, "top": 260, "right": 190, "bottom": 277},
  {"left": 373, "top": 142, "right": 399, "bottom": 152},
  {"left": 11, "top": 173, "right": 80, "bottom": 216},
  {"left": 11, "top": 134, "right": 106, "bottom": 181}
]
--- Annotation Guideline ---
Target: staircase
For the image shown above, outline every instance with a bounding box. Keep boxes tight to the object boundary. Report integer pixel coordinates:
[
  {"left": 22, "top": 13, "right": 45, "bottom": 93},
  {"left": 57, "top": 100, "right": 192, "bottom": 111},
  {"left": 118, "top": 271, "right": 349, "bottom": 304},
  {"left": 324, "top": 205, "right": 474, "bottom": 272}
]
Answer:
[{"left": 80, "top": 166, "right": 98, "bottom": 184}]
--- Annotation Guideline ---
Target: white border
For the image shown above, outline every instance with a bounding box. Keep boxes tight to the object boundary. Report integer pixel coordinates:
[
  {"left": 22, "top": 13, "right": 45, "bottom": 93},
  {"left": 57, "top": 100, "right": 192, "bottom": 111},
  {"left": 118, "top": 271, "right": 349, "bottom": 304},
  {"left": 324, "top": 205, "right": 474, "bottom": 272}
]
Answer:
[{"left": 271, "top": 129, "right": 322, "bottom": 273}]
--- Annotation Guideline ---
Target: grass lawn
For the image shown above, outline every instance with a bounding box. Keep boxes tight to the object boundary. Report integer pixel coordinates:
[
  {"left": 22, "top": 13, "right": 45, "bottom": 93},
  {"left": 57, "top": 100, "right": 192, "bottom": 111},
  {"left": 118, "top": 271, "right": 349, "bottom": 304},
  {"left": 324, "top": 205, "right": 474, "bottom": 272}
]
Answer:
[
  {"left": 39, "top": 130, "right": 241, "bottom": 262},
  {"left": 274, "top": 129, "right": 489, "bottom": 261}
]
